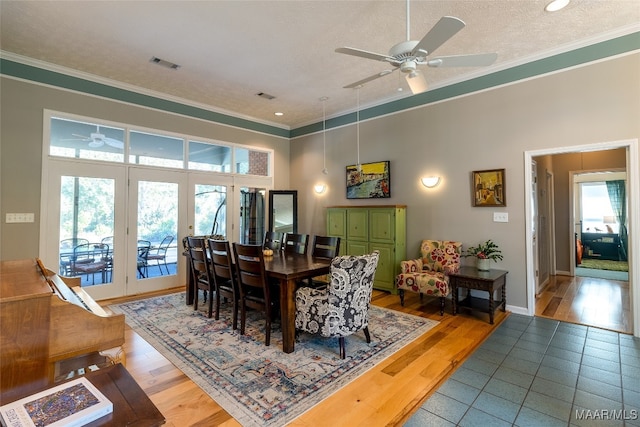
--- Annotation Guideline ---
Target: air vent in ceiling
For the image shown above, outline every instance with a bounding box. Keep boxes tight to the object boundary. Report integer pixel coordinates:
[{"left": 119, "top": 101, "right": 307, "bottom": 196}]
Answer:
[
  {"left": 256, "top": 92, "right": 276, "bottom": 100},
  {"left": 150, "top": 56, "right": 180, "bottom": 70}
]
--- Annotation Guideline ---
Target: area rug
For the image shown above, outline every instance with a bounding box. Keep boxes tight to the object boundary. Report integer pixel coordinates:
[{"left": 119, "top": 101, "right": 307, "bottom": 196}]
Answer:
[
  {"left": 110, "top": 292, "right": 438, "bottom": 427},
  {"left": 579, "top": 259, "right": 628, "bottom": 272}
]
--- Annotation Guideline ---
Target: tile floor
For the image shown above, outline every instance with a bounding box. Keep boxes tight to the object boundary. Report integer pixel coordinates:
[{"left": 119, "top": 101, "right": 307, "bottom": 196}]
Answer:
[{"left": 405, "top": 314, "right": 640, "bottom": 426}]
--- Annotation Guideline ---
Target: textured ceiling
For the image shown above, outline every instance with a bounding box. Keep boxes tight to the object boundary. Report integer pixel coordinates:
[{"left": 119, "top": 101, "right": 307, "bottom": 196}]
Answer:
[{"left": 1, "top": 1, "right": 638, "bottom": 129}]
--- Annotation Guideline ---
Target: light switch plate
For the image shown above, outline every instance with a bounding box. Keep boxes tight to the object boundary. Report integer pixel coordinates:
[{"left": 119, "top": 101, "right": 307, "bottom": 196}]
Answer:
[
  {"left": 493, "top": 212, "right": 509, "bottom": 223},
  {"left": 6, "top": 213, "right": 35, "bottom": 223}
]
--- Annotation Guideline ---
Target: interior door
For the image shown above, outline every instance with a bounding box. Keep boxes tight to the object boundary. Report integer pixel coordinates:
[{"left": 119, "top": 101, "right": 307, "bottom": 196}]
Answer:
[
  {"left": 128, "top": 168, "right": 188, "bottom": 294},
  {"left": 532, "top": 161, "right": 541, "bottom": 293}
]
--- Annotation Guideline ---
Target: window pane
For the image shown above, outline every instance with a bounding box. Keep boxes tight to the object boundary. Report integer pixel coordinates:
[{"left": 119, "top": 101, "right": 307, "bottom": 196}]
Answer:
[
  {"left": 130, "top": 131, "right": 184, "bottom": 168},
  {"left": 234, "top": 147, "right": 269, "bottom": 176},
  {"left": 137, "top": 181, "right": 178, "bottom": 278},
  {"left": 581, "top": 182, "right": 617, "bottom": 233},
  {"left": 188, "top": 141, "right": 232, "bottom": 172},
  {"left": 194, "top": 185, "right": 227, "bottom": 237},
  {"left": 50, "top": 117, "right": 124, "bottom": 162}
]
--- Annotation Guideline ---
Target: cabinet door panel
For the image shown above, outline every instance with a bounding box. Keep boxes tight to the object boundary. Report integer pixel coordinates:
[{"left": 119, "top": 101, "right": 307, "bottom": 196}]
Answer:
[
  {"left": 369, "top": 208, "right": 395, "bottom": 243},
  {"left": 347, "top": 209, "right": 368, "bottom": 241},
  {"left": 370, "top": 243, "right": 394, "bottom": 290},
  {"left": 327, "top": 208, "right": 347, "bottom": 239},
  {"left": 346, "top": 241, "right": 368, "bottom": 256}
]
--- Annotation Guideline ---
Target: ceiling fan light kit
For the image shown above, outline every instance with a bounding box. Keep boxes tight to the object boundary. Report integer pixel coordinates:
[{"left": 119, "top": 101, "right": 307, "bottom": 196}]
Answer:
[
  {"left": 336, "top": 0, "right": 497, "bottom": 95},
  {"left": 545, "top": 0, "right": 570, "bottom": 12},
  {"left": 406, "top": 70, "right": 428, "bottom": 94}
]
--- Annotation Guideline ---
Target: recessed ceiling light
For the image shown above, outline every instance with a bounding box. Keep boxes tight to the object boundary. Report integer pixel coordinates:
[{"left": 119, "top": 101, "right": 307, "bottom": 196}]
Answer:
[
  {"left": 545, "top": 0, "right": 570, "bottom": 12},
  {"left": 275, "top": 112, "right": 284, "bottom": 116}
]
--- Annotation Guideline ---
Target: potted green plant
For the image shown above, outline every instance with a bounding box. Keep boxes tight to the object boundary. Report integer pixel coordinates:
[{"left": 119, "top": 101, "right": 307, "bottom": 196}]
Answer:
[{"left": 463, "top": 239, "right": 503, "bottom": 271}]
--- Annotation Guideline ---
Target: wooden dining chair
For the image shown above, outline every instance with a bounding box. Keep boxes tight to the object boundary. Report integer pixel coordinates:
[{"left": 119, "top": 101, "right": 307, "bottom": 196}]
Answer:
[
  {"left": 187, "top": 236, "right": 215, "bottom": 318},
  {"left": 263, "top": 231, "right": 284, "bottom": 251},
  {"left": 232, "top": 243, "right": 276, "bottom": 346},
  {"left": 282, "top": 233, "right": 309, "bottom": 255},
  {"left": 207, "top": 238, "right": 239, "bottom": 329},
  {"left": 305, "top": 235, "right": 341, "bottom": 288}
]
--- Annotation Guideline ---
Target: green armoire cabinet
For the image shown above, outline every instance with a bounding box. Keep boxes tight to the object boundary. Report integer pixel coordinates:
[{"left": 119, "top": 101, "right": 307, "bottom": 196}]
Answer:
[{"left": 327, "top": 205, "right": 406, "bottom": 294}]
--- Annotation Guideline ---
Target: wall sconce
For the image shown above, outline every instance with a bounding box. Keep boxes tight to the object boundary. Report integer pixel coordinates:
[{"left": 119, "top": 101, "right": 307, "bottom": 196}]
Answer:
[
  {"left": 314, "top": 184, "right": 326, "bottom": 194},
  {"left": 421, "top": 176, "right": 441, "bottom": 188}
]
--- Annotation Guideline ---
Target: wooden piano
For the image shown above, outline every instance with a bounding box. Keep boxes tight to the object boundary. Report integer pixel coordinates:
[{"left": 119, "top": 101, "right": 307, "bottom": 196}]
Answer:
[{"left": 0, "top": 258, "right": 125, "bottom": 404}]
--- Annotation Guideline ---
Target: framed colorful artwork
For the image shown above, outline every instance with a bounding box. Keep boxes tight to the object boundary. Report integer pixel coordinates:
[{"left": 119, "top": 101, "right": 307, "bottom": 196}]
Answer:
[
  {"left": 472, "top": 168, "right": 506, "bottom": 207},
  {"left": 346, "top": 161, "right": 390, "bottom": 199}
]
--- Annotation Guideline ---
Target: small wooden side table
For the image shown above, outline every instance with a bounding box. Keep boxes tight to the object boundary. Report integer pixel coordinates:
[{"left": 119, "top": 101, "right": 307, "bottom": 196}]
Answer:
[
  {"left": 5, "top": 364, "right": 165, "bottom": 427},
  {"left": 450, "top": 266, "right": 508, "bottom": 324}
]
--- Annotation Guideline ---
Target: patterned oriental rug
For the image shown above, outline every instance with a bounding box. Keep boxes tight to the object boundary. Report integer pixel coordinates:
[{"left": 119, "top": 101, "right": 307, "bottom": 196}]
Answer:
[{"left": 110, "top": 292, "right": 438, "bottom": 427}]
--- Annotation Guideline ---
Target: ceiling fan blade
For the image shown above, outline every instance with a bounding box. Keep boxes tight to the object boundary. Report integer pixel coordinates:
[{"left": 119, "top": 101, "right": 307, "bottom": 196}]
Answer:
[
  {"left": 104, "top": 138, "right": 124, "bottom": 150},
  {"left": 335, "top": 47, "right": 394, "bottom": 63},
  {"left": 412, "top": 16, "right": 465, "bottom": 57},
  {"left": 427, "top": 53, "right": 498, "bottom": 68},
  {"left": 405, "top": 70, "right": 428, "bottom": 94},
  {"left": 343, "top": 69, "right": 397, "bottom": 89},
  {"left": 87, "top": 140, "right": 104, "bottom": 148},
  {"left": 71, "top": 133, "right": 91, "bottom": 141}
]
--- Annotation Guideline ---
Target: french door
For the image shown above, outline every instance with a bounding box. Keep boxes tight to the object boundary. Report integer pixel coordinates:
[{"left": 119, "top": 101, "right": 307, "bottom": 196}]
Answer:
[
  {"left": 42, "top": 160, "right": 127, "bottom": 300},
  {"left": 43, "top": 162, "right": 270, "bottom": 300},
  {"left": 127, "top": 168, "right": 188, "bottom": 295}
]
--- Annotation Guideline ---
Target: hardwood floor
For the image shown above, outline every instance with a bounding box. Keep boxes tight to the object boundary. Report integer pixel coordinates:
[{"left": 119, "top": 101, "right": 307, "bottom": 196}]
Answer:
[
  {"left": 535, "top": 274, "right": 631, "bottom": 334},
  {"left": 104, "top": 288, "right": 507, "bottom": 427}
]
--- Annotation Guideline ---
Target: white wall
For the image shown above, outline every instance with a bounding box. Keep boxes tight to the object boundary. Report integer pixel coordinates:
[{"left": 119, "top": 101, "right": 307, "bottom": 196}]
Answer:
[{"left": 290, "top": 53, "right": 640, "bottom": 313}]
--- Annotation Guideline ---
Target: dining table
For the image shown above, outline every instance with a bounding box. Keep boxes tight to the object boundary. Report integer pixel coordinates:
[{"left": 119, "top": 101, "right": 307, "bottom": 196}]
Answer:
[
  {"left": 183, "top": 248, "right": 331, "bottom": 353},
  {"left": 263, "top": 251, "right": 332, "bottom": 353}
]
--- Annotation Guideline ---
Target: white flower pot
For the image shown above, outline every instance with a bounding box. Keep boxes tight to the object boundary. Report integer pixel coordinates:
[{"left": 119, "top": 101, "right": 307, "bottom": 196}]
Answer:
[{"left": 476, "top": 258, "right": 491, "bottom": 271}]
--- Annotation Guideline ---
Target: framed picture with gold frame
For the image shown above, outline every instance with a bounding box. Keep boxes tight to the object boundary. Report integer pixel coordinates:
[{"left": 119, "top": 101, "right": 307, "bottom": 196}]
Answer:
[{"left": 472, "top": 168, "right": 506, "bottom": 207}]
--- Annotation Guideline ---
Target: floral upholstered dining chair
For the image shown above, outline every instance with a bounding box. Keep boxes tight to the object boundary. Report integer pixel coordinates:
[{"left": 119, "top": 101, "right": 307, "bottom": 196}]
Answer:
[
  {"left": 295, "top": 251, "right": 379, "bottom": 359},
  {"left": 395, "top": 240, "right": 462, "bottom": 315}
]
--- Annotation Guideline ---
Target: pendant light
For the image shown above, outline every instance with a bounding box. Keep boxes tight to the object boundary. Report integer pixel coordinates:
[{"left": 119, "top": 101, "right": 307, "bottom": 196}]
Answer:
[{"left": 320, "top": 96, "right": 329, "bottom": 175}]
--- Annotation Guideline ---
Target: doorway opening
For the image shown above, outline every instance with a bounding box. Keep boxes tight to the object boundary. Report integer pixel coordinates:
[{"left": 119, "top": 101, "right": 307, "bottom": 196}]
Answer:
[{"left": 525, "top": 139, "right": 639, "bottom": 337}]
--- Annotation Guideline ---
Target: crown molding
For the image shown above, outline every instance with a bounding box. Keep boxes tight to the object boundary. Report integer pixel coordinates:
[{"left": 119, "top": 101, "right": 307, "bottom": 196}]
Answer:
[{"left": 0, "top": 50, "right": 291, "bottom": 134}]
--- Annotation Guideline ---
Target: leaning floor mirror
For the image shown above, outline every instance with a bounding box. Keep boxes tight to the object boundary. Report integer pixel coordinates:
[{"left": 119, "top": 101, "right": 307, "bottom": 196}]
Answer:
[{"left": 268, "top": 190, "right": 297, "bottom": 234}]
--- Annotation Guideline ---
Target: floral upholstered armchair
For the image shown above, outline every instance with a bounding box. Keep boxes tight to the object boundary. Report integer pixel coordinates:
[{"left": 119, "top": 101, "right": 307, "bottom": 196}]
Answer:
[
  {"left": 295, "top": 251, "right": 380, "bottom": 359},
  {"left": 395, "top": 240, "right": 462, "bottom": 315}
]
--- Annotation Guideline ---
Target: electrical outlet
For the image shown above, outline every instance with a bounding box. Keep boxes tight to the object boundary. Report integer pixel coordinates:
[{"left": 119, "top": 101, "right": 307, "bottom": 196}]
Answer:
[{"left": 493, "top": 212, "right": 509, "bottom": 223}]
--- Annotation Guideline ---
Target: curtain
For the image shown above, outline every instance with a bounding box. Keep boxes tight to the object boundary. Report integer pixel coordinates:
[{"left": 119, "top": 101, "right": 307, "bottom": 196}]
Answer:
[
  {"left": 240, "top": 190, "right": 265, "bottom": 245},
  {"left": 606, "top": 180, "right": 628, "bottom": 261}
]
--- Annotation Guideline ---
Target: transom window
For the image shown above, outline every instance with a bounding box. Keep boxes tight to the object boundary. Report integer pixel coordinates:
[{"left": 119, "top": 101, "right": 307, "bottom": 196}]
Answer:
[{"left": 48, "top": 113, "right": 271, "bottom": 177}]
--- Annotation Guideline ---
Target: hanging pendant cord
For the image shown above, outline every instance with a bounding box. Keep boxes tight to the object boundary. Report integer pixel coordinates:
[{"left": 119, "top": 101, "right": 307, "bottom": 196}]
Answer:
[
  {"left": 322, "top": 99, "right": 327, "bottom": 171},
  {"left": 356, "top": 87, "right": 360, "bottom": 168}
]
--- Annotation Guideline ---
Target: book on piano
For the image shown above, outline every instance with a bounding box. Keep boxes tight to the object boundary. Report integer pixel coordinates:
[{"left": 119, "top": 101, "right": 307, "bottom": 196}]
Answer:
[{"left": 0, "top": 377, "right": 112, "bottom": 427}]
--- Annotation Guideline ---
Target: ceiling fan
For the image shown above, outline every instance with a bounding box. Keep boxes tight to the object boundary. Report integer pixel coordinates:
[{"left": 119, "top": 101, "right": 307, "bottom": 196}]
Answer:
[
  {"left": 64, "top": 127, "right": 124, "bottom": 149},
  {"left": 336, "top": 0, "right": 498, "bottom": 94}
]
